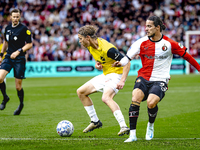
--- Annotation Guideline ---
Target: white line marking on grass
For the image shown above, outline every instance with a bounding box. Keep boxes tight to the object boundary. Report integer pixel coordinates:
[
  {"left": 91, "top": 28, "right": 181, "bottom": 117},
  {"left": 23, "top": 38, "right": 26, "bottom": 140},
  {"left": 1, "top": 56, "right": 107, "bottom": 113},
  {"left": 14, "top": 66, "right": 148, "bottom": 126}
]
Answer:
[{"left": 0, "top": 138, "right": 200, "bottom": 141}]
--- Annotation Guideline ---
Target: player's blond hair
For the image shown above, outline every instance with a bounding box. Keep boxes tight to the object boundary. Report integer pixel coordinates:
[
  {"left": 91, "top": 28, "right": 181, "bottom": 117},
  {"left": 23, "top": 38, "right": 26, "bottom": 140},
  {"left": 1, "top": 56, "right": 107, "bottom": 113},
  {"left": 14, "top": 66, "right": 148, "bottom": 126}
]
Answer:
[{"left": 78, "top": 25, "right": 98, "bottom": 39}]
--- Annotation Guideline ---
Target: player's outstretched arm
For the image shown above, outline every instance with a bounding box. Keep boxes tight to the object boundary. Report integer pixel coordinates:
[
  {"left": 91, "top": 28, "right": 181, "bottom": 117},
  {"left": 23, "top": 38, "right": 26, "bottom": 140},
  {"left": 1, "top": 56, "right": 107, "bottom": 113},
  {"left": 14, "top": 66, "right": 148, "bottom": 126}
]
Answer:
[
  {"left": 116, "top": 62, "right": 131, "bottom": 90},
  {"left": 182, "top": 52, "right": 200, "bottom": 72},
  {"left": 106, "top": 47, "right": 131, "bottom": 89},
  {"left": 112, "top": 61, "right": 122, "bottom": 67},
  {"left": 112, "top": 56, "right": 131, "bottom": 67}
]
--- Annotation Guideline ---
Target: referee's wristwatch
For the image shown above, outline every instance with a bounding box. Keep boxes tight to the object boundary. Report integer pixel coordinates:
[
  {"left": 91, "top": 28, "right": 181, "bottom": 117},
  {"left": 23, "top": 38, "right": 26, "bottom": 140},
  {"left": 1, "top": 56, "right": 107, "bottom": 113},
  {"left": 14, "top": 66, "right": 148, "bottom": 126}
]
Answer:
[{"left": 18, "top": 48, "right": 23, "bottom": 53}]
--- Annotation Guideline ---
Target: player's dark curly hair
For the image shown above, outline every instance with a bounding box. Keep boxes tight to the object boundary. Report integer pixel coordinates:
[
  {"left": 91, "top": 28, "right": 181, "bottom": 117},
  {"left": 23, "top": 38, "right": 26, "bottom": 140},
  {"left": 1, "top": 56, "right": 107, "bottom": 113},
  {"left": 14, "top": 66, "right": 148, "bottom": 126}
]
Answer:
[
  {"left": 148, "top": 16, "right": 166, "bottom": 32},
  {"left": 78, "top": 25, "right": 98, "bottom": 39}
]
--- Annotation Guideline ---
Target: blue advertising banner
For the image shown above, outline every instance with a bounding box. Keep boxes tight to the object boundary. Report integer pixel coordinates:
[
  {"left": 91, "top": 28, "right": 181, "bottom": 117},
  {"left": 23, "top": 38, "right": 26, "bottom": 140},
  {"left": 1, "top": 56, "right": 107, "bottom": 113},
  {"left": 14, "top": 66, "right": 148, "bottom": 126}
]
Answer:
[
  {"left": 193, "top": 58, "right": 200, "bottom": 74},
  {"left": 6, "top": 59, "right": 197, "bottom": 78}
]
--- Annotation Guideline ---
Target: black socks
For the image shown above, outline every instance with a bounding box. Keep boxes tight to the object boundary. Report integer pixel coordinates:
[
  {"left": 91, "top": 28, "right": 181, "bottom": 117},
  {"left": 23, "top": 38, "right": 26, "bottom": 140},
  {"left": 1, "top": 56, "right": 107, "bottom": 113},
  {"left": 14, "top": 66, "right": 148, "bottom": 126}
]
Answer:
[
  {"left": 17, "top": 88, "right": 24, "bottom": 104},
  {"left": 0, "top": 81, "right": 7, "bottom": 99},
  {"left": 129, "top": 102, "right": 140, "bottom": 130},
  {"left": 148, "top": 105, "right": 158, "bottom": 123}
]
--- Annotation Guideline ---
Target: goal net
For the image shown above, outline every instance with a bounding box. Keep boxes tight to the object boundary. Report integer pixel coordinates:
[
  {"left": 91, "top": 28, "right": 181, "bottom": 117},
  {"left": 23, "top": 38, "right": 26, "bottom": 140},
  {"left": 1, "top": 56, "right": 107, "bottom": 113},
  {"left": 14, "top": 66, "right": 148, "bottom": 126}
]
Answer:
[{"left": 185, "top": 31, "right": 200, "bottom": 74}]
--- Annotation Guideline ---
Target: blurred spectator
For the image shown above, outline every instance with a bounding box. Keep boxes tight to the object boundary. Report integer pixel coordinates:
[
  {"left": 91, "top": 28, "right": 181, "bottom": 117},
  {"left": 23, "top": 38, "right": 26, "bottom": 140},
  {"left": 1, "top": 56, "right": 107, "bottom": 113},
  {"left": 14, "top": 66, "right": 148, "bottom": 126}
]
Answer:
[
  {"left": 0, "top": 0, "right": 200, "bottom": 61},
  {"left": 72, "top": 46, "right": 85, "bottom": 61},
  {"left": 53, "top": 46, "right": 66, "bottom": 61}
]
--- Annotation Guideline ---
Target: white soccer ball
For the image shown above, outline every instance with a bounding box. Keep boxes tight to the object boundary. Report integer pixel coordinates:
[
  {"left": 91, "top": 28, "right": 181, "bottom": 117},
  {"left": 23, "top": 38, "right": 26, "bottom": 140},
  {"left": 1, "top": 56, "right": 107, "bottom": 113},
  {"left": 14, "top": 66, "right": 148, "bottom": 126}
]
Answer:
[{"left": 56, "top": 120, "right": 74, "bottom": 137}]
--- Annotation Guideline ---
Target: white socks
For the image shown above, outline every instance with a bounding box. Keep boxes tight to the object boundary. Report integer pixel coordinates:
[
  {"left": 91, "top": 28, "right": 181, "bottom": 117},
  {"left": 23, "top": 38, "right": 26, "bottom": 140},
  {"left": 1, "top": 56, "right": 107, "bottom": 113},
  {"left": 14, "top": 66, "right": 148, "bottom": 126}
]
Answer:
[
  {"left": 84, "top": 105, "right": 99, "bottom": 122},
  {"left": 84, "top": 107, "right": 127, "bottom": 127},
  {"left": 130, "top": 129, "right": 136, "bottom": 136},
  {"left": 129, "top": 123, "right": 154, "bottom": 137},
  {"left": 113, "top": 110, "right": 127, "bottom": 127},
  {"left": 148, "top": 122, "right": 154, "bottom": 127}
]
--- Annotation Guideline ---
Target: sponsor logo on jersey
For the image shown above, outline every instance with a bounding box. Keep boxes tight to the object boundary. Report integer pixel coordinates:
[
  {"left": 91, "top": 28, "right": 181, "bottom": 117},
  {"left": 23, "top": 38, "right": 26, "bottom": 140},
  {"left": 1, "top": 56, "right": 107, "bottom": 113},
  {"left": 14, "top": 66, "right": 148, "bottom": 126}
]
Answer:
[
  {"left": 162, "top": 44, "right": 167, "bottom": 51},
  {"left": 26, "top": 30, "right": 31, "bottom": 35},
  {"left": 100, "top": 56, "right": 106, "bottom": 64},
  {"left": 144, "top": 55, "right": 168, "bottom": 59}
]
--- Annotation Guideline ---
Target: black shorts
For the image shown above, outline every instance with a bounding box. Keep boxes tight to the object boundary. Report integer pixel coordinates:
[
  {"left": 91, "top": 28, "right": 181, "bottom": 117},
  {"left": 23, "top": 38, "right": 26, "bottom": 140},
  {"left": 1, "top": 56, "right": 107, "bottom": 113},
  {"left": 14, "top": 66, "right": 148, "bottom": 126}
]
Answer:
[
  {"left": 0, "top": 55, "right": 26, "bottom": 79},
  {"left": 133, "top": 77, "right": 168, "bottom": 101}
]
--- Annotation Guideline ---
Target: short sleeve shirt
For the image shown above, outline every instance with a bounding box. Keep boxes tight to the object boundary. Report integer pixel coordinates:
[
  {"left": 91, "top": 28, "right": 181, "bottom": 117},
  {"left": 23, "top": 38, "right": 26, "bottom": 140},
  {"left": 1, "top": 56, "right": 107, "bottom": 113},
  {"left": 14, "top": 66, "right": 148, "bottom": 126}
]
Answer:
[{"left": 4, "top": 22, "right": 32, "bottom": 57}]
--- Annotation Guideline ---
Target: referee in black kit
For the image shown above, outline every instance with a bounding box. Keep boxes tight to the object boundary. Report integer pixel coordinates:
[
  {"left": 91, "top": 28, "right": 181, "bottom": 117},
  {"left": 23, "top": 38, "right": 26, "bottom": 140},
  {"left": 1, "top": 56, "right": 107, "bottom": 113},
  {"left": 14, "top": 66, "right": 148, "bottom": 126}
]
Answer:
[{"left": 0, "top": 8, "right": 32, "bottom": 115}]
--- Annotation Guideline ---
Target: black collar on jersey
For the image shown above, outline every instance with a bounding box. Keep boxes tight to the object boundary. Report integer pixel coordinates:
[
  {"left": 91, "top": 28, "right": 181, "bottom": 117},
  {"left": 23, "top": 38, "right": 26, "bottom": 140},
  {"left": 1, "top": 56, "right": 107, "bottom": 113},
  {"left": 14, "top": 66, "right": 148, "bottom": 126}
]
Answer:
[
  {"left": 148, "top": 34, "right": 163, "bottom": 43},
  {"left": 12, "top": 22, "right": 20, "bottom": 28}
]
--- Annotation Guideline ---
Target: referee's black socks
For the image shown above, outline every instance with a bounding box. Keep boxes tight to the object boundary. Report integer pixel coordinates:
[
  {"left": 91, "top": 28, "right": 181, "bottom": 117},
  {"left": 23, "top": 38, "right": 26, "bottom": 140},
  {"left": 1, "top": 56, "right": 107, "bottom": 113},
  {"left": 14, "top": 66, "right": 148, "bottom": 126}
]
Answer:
[
  {"left": 17, "top": 88, "right": 24, "bottom": 104},
  {"left": 0, "top": 81, "right": 8, "bottom": 99},
  {"left": 14, "top": 88, "right": 24, "bottom": 115}
]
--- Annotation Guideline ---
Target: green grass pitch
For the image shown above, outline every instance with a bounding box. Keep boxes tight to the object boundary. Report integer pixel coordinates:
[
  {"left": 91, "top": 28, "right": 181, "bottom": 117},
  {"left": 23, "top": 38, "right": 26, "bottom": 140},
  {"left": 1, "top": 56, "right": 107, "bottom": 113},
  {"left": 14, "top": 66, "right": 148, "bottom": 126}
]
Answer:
[{"left": 0, "top": 74, "right": 200, "bottom": 150}]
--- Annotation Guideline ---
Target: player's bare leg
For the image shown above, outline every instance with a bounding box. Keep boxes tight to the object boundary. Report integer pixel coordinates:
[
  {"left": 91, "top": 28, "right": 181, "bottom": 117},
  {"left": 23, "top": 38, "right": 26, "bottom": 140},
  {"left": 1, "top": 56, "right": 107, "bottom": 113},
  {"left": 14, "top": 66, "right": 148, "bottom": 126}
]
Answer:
[
  {"left": 77, "top": 82, "right": 102, "bottom": 133},
  {"left": 102, "top": 87, "right": 129, "bottom": 136}
]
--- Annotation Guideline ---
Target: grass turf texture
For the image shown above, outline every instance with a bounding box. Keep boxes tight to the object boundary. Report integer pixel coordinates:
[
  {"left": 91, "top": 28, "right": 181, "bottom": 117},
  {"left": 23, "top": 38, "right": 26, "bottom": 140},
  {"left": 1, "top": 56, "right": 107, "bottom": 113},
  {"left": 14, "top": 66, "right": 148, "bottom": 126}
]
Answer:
[{"left": 0, "top": 74, "right": 199, "bottom": 150}]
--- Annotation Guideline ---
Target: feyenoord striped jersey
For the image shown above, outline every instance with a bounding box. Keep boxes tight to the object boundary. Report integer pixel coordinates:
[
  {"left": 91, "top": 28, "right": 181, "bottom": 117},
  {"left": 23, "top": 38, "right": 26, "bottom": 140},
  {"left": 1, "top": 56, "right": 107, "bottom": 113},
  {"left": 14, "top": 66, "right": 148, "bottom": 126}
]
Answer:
[{"left": 126, "top": 35, "right": 187, "bottom": 82}]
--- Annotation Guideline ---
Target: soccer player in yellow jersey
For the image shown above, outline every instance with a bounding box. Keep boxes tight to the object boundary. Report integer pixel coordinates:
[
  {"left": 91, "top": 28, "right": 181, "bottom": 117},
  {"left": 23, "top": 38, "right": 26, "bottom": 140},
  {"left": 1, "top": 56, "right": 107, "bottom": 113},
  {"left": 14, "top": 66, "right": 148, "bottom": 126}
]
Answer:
[{"left": 77, "top": 25, "right": 131, "bottom": 136}]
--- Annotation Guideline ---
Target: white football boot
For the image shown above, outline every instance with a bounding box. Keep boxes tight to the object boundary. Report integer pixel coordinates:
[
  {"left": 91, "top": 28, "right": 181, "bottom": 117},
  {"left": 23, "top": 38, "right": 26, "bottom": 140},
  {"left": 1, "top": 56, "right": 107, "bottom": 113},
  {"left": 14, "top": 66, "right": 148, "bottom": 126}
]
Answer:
[
  {"left": 118, "top": 126, "right": 130, "bottom": 136},
  {"left": 83, "top": 120, "right": 102, "bottom": 133},
  {"left": 145, "top": 122, "right": 154, "bottom": 140},
  {"left": 124, "top": 135, "right": 137, "bottom": 142}
]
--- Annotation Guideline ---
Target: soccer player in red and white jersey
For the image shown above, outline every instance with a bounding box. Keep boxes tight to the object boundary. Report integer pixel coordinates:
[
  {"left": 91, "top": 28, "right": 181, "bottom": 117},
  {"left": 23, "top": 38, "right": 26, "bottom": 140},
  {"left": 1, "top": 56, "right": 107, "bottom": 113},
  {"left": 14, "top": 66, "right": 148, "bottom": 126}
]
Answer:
[{"left": 113, "top": 16, "right": 200, "bottom": 142}]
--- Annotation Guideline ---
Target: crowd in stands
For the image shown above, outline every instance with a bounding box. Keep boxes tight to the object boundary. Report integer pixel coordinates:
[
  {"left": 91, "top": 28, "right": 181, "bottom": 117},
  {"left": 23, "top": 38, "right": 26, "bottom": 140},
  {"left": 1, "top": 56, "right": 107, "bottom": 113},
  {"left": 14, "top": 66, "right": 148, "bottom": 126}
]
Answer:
[{"left": 0, "top": 0, "right": 200, "bottom": 61}]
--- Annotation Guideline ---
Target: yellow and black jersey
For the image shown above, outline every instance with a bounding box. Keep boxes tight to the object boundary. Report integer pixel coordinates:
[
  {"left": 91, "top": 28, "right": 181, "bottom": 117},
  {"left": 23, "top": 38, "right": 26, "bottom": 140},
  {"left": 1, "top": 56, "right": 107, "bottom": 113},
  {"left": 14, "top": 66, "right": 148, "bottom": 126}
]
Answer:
[{"left": 87, "top": 38, "right": 124, "bottom": 75}]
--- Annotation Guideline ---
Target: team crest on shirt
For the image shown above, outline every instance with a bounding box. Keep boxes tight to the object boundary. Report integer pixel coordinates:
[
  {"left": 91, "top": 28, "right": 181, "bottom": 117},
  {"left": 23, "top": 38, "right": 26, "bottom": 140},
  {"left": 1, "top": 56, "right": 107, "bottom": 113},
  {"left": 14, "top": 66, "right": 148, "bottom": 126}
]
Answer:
[
  {"left": 26, "top": 30, "right": 31, "bottom": 35},
  {"left": 162, "top": 44, "right": 167, "bottom": 51}
]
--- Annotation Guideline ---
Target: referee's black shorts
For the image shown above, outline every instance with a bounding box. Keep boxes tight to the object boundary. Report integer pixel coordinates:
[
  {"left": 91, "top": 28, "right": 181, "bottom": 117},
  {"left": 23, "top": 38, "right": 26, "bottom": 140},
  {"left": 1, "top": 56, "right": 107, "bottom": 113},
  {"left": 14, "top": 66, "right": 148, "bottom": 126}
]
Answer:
[
  {"left": 0, "top": 55, "right": 26, "bottom": 79},
  {"left": 133, "top": 76, "right": 168, "bottom": 101}
]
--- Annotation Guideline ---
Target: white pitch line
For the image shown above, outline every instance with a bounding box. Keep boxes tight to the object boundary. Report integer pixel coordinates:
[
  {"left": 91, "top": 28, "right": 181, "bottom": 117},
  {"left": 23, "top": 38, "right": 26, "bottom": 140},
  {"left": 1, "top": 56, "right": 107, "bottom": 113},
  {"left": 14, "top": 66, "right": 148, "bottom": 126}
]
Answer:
[{"left": 0, "top": 138, "right": 199, "bottom": 141}]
